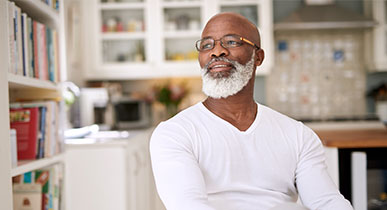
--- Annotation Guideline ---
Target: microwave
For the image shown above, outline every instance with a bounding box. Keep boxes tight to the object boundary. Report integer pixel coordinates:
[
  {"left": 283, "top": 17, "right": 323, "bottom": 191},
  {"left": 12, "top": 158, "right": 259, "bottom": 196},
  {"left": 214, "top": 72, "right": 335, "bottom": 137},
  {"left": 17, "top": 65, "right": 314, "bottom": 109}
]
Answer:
[{"left": 112, "top": 98, "right": 152, "bottom": 130}]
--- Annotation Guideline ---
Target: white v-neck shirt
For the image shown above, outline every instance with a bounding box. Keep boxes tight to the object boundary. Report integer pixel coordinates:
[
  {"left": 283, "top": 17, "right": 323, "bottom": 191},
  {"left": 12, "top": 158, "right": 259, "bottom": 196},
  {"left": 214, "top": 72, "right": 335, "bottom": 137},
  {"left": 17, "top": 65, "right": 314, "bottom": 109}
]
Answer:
[{"left": 150, "top": 102, "right": 353, "bottom": 210}]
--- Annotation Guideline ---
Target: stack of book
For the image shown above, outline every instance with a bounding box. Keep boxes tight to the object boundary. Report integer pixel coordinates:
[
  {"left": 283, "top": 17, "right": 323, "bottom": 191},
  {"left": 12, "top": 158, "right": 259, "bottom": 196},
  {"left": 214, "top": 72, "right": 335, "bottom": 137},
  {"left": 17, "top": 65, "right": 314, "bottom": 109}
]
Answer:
[
  {"left": 7, "top": 1, "right": 61, "bottom": 83},
  {"left": 9, "top": 101, "right": 64, "bottom": 160},
  {"left": 12, "top": 165, "right": 63, "bottom": 210}
]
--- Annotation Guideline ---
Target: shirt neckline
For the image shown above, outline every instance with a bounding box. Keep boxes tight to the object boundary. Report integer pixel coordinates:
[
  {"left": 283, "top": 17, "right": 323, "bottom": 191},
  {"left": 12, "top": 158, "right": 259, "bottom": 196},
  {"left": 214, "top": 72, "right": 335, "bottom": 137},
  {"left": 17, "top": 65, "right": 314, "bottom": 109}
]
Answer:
[{"left": 197, "top": 101, "right": 262, "bottom": 135}]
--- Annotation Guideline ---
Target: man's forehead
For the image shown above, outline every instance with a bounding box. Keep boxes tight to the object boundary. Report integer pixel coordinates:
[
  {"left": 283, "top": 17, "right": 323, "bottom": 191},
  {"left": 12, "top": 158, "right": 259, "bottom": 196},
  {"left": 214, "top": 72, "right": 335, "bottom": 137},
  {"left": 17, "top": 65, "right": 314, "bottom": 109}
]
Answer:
[{"left": 202, "top": 13, "right": 253, "bottom": 35}]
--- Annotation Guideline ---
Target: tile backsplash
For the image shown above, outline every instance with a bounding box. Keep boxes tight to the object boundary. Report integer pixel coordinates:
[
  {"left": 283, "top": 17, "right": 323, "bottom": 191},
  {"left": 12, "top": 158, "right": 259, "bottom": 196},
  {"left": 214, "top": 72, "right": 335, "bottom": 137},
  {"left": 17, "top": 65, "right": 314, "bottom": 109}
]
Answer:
[{"left": 267, "top": 30, "right": 367, "bottom": 120}]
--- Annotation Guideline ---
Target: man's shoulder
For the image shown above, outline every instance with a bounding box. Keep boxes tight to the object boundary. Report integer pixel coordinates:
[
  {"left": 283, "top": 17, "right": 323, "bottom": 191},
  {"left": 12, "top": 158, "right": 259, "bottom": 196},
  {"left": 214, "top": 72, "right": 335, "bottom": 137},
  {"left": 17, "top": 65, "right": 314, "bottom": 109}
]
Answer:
[{"left": 153, "top": 102, "right": 203, "bottom": 133}]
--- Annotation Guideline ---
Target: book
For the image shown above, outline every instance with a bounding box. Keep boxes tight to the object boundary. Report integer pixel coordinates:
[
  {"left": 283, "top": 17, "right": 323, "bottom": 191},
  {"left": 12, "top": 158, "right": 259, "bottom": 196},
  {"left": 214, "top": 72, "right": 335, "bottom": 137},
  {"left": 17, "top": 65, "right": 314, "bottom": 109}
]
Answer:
[
  {"left": 27, "top": 17, "right": 35, "bottom": 78},
  {"left": 52, "top": 30, "right": 59, "bottom": 82},
  {"left": 46, "top": 27, "right": 55, "bottom": 82},
  {"left": 21, "top": 13, "right": 29, "bottom": 77},
  {"left": 10, "top": 107, "right": 39, "bottom": 160},
  {"left": 37, "top": 106, "right": 47, "bottom": 159},
  {"left": 37, "top": 23, "right": 48, "bottom": 80},
  {"left": 15, "top": 5, "right": 23, "bottom": 75},
  {"left": 35, "top": 170, "right": 50, "bottom": 210},
  {"left": 7, "top": 1, "right": 15, "bottom": 73},
  {"left": 13, "top": 183, "right": 42, "bottom": 210},
  {"left": 11, "top": 101, "right": 62, "bottom": 157},
  {"left": 10, "top": 129, "right": 18, "bottom": 168},
  {"left": 33, "top": 20, "right": 39, "bottom": 78}
]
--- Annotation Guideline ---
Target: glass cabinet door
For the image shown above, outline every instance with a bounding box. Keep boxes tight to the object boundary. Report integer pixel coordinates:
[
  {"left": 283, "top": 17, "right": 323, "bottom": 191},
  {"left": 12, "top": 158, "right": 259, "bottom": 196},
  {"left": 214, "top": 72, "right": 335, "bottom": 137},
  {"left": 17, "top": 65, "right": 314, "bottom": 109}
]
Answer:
[
  {"left": 99, "top": 0, "right": 146, "bottom": 64},
  {"left": 220, "top": 4, "right": 258, "bottom": 26},
  {"left": 162, "top": 1, "right": 201, "bottom": 62}
]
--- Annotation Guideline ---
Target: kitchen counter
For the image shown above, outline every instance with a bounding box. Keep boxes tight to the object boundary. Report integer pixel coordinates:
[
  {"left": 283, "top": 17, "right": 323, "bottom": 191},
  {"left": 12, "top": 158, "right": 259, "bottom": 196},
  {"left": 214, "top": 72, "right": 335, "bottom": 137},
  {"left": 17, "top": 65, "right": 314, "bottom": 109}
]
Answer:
[
  {"left": 305, "top": 121, "right": 387, "bottom": 148},
  {"left": 315, "top": 129, "right": 387, "bottom": 148}
]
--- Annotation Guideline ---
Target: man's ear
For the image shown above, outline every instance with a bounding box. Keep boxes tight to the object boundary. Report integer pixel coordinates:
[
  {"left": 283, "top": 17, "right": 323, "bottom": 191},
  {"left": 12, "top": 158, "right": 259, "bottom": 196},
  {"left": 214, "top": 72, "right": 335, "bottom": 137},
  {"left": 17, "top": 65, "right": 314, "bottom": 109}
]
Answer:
[{"left": 255, "top": 48, "right": 264, "bottom": 66}]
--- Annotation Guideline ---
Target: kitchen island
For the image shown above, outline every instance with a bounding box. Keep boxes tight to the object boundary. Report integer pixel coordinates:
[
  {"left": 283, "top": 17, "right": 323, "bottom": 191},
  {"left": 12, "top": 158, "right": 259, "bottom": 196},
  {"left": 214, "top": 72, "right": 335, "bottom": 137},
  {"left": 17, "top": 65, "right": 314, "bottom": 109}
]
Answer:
[{"left": 306, "top": 121, "right": 387, "bottom": 210}]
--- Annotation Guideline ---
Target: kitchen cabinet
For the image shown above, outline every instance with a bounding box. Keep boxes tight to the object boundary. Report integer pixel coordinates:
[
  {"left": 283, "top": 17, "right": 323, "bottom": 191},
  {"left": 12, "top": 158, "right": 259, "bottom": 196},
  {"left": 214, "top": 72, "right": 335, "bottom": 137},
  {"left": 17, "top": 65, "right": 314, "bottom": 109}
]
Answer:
[
  {"left": 81, "top": 0, "right": 273, "bottom": 80},
  {"left": 365, "top": 0, "right": 387, "bottom": 71},
  {"left": 65, "top": 128, "right": 165, "bottom": 210}
]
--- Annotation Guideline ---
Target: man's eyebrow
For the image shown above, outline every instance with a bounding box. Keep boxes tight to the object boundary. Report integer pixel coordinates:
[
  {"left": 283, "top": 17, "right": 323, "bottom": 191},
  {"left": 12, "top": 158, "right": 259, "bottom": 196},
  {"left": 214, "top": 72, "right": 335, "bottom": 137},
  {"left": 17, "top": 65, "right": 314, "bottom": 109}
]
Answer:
[
  {"left": 201, "top": 36, "right": 212, "bottom": 39},
  {"left": 201, "top": 34, "right": 239, "bottom": 40}
]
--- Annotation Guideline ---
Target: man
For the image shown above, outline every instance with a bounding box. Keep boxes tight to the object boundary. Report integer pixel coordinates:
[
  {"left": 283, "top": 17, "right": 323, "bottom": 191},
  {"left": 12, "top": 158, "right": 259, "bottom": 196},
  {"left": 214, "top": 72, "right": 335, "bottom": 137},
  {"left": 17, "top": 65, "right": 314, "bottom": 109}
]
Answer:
[{"left": 150, "top": 12, "right": 353, "bottom": 210}]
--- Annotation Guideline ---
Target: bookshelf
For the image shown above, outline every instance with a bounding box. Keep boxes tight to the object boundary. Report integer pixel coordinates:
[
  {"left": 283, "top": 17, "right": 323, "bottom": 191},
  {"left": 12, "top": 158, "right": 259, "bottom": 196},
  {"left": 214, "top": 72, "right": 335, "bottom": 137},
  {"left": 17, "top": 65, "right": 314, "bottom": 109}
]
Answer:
[{"left": 0, "top": 0, "right": 67, "bottom": 209}]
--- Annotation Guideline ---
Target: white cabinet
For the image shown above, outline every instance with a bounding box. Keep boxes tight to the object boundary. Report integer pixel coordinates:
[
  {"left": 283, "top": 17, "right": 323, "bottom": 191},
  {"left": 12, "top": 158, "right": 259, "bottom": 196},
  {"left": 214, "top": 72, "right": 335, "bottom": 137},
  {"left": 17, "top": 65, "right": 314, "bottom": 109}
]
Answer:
[
  {"left": 82, "top": 0, "right": 273, "bottom": 80},
  {"left": 365, "top": 0, "right": 387, "bottom": 71},
  {"left": 65, "top": 129, "right": 164, "bottom": 210},
  {"left": 65, "top": 143, "right": 128, "bottom": 210}
]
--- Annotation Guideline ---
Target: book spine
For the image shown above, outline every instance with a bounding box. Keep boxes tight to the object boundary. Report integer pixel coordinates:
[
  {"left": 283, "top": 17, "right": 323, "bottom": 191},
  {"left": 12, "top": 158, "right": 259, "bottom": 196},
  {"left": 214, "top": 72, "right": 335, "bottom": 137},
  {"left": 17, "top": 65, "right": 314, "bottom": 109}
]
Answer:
[
  {"left": 52, "top": 30, "right": 59, "bottom": 83},
  {"left": 21, "top": 13, "right": 29, "bottom": 77},
  {"left": 37, "top": 106, "right": 47, "bottom": 159},
  {"left": 7, "top": 1, "right": 15, "bottom": 74},
  {"left": 33, "top": 21, "right": 39, "bottom": 78},
  {"left": 27, "top": 17, "right": 35, "bottom": 78},
  {"left": 15, "top": 5, "right": 23, "bottom": 75},
  {"left": 46, "top": 27, "right": 55, "bottom": 82},
  {"left": 40, "top": 24, "right": 48, "bottom": 81}
]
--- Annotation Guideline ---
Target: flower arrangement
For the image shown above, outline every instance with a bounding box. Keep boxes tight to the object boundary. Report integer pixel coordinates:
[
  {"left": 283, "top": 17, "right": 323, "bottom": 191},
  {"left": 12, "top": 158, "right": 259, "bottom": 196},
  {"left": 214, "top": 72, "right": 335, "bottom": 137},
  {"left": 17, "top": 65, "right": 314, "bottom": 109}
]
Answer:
[{"left": 151, "top": 81, "right": 188, "bottom": 118}]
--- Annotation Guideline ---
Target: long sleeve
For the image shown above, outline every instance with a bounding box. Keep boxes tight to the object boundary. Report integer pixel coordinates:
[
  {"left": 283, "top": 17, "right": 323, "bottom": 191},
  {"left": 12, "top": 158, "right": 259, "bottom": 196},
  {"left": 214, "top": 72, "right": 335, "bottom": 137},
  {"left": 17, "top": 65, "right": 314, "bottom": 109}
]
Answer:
[
  {"left": 150, "top": 122, "right": 216, "bottom": 210},
  {"left": 296, "top": 125, "right": 353, "bottom": 210}
]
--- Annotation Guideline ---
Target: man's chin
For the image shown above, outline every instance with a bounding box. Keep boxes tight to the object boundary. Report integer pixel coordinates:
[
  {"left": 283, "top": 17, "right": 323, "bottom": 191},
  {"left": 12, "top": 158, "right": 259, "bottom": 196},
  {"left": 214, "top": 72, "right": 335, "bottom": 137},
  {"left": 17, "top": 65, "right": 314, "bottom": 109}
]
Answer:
[{"left": 208, "top": 69, "right": 234, "bottom": 79}]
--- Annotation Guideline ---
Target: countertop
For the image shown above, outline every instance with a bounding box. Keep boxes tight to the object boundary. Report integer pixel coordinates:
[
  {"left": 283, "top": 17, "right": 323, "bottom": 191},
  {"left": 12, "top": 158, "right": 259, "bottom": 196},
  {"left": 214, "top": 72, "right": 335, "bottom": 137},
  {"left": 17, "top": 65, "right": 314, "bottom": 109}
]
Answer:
[{"left": 305, "top": 121, "right": 387, "bottom": 148}]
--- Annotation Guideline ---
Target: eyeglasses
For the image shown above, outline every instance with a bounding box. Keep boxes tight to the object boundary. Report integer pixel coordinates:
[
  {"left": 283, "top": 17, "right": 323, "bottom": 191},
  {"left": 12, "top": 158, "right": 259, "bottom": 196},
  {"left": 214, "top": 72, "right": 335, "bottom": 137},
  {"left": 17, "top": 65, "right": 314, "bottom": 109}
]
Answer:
[{"left": 195, "top": 34, "right": 260, "bottom": 52}]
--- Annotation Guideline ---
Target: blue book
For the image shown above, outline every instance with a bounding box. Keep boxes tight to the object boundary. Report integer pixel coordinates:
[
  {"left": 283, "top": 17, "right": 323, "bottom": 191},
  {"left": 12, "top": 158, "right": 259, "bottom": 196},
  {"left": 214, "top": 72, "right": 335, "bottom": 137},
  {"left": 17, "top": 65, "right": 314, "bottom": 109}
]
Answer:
[
  {"left": 37, "top": 106, "right": 47, "bottom": 159},
  {"left": 46, "top": 27, "right": 55, "bottom": 82}
]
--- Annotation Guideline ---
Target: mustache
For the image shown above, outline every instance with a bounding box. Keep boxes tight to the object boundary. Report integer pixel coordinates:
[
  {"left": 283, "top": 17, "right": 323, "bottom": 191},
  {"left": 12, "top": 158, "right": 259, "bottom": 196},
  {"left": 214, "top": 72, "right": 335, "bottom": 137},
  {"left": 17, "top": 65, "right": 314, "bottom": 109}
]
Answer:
[{"left": 203, "top": 57, "right": 237, "bottom": 73}]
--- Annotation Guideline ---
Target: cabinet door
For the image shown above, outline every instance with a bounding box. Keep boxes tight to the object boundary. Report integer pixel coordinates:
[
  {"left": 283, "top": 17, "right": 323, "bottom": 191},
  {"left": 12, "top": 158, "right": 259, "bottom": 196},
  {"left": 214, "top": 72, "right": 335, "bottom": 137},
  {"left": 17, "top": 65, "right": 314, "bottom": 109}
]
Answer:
[
  {"left": 366, "top": 0, "right": 387, "bottom": 71},
  {"left": 65, "top": 146, "right": 127, "bottom": 210}
]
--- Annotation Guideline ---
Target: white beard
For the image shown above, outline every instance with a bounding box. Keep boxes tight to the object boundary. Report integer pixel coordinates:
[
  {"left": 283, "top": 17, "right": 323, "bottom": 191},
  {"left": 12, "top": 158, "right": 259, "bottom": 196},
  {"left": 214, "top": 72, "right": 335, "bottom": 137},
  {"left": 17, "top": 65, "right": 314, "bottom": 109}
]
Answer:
[{"left": 201, "top": 51, "right": 256, "bottom": 99}]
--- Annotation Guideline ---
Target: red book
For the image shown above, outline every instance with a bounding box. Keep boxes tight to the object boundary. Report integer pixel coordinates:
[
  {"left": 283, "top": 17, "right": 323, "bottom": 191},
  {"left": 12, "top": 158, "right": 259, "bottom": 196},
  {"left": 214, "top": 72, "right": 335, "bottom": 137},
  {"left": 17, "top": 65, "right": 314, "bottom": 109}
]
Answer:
[{"left": 10, "top": 107, "right": 39, "bottom": 160}]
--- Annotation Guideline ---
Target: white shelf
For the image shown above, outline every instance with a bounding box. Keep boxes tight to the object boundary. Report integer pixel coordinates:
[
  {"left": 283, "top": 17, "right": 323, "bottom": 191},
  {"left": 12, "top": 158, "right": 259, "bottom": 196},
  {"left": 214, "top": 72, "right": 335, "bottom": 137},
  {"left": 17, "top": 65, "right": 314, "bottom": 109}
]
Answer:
[
  {"left": 11, "top": 153, "right": 65, "bottom": 177},
  {"left": 13, "top": 0, "right": 59, "bottom": 26},
  {"left": 161, "top": 1, "right": 202, "bottom": 8},
  {"left": 8, "top": 73, "right": 58, "bottom": 90},
  {"left": 100, "top": 2, "right": 145, "bottom": 10},
  {"left": 101, "top": 32, "right": 146, "bottom": 40},
  {"left": 220, "top": 0, "right": 260, "bottom": 6},
  {"left": 163, "top": 30, "right": 201, "bottom": 38}
]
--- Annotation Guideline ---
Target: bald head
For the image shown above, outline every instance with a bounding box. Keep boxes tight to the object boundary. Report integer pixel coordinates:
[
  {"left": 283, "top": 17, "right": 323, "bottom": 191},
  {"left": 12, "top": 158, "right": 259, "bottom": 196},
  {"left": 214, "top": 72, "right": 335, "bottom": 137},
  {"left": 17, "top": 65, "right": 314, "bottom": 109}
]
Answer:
[{"left": 202, "top": 12, "right": 261, "bottom": 47}]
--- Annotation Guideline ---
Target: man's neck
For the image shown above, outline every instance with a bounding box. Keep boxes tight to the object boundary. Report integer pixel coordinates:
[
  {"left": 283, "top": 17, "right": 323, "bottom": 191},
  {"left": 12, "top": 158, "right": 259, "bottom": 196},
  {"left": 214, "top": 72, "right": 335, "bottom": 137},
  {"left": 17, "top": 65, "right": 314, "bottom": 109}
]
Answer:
[{"left": 203, "top": 88, "right": 257, "bottom": 131}]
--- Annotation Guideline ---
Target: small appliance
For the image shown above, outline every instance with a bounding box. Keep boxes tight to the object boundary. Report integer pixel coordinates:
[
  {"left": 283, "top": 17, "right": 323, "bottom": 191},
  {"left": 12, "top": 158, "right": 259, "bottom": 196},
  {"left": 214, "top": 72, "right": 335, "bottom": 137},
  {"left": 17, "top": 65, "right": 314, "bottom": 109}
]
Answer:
[{"left": 112, "top": 97, "right": 151, "bottom": 130}]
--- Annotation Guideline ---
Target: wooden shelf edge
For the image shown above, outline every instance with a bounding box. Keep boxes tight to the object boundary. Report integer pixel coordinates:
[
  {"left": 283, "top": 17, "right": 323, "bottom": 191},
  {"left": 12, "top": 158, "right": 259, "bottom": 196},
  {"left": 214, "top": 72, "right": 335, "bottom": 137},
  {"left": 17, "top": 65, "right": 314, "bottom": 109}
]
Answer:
[
  {"left": 8, "top": 73, "right": 58, "bottom": 90},
  {"left": 11, "top": 153, "right": 65, "bottom": 177}
]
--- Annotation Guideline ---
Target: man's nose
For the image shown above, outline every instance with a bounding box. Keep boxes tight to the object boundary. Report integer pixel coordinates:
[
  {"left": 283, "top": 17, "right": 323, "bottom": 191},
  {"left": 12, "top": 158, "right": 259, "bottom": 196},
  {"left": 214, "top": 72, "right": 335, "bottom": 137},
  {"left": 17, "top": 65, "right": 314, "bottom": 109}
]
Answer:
[{"left": 211, "top": 41, "right": 229, "bottom": 58}]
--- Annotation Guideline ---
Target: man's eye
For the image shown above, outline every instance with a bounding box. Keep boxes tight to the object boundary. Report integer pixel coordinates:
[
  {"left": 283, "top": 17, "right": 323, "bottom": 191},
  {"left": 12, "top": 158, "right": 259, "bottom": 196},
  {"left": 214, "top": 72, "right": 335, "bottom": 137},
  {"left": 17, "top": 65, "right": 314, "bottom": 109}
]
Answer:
[
  {"left": 225, "top": 40, "right": 239, "bottom": 46},
  {"left": 201, "top": 43, "right": 213, "bottom": 50}
]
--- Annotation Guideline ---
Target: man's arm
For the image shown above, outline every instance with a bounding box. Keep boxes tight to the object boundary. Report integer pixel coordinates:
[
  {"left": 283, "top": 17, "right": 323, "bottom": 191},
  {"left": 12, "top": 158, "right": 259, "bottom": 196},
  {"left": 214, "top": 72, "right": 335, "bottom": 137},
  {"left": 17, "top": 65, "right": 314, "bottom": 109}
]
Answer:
[
  {"left": 150, "top": 122, "right": 216, "bottom": 210},
  {"left": 296, "top": 125, "right": 353, "bottom": 210}
]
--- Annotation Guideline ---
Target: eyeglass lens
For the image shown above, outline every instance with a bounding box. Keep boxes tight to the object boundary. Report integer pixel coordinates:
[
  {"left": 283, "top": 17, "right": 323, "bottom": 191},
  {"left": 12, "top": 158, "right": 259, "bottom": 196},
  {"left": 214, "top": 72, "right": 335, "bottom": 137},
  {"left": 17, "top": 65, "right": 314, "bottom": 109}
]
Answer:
[{"left": 196, "top": 35, "right": 243, "bottom": 51}]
